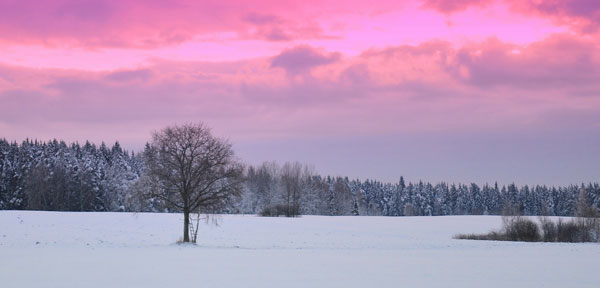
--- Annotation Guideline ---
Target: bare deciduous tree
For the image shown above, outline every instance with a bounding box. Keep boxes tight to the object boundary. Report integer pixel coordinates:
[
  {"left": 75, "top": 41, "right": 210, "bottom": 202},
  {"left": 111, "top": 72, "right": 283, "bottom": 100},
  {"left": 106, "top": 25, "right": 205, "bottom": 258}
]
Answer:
[
  {"left": 144, "top": 123, "right": 244, "bottom": 243},
  {"left": 281, "top": 162, "right": 302, "bottom": 217}
]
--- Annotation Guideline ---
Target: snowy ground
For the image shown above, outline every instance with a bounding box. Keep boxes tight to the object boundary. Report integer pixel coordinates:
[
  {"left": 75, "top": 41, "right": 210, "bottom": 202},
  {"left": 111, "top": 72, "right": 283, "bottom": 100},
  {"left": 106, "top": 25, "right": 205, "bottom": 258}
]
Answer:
[{"left": 1, "top": 211, "right": 598, "bottom": 288}]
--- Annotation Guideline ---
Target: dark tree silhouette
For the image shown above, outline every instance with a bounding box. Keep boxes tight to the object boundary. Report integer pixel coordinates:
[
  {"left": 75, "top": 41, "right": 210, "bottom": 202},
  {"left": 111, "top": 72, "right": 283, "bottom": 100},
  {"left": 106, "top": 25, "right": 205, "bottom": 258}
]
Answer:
[{"left": 144, "top": 123, "right": 244, "bottom": 243}]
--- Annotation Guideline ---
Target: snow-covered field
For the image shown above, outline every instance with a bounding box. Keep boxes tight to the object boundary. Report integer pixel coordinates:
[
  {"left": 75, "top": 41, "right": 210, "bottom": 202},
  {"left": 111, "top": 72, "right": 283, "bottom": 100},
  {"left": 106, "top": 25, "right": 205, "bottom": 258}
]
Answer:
[{"left": 1, "top": 211, "right": 598, "bottom": 288}]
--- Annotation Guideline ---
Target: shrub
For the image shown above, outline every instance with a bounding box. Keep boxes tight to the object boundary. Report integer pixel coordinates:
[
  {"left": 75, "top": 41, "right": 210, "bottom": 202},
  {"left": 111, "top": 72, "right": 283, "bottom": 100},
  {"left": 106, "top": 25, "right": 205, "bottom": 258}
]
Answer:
[
  {"left": 503, "top": 216, "right": 540, "bottom": 242},
  {"left": 539, "top": 216, "right": 557, "bottom": 242},
  {"left": 584, "top": 217, "right": 600, "bottom": 242},
  {"left": 259, "top": 204, "right": 300, "bottom": 217},
  {"left": 456, "top": 216, "right": 599, "bottom": 243},
  {"left": 454, "top": 231, "right": 506, "bottom": 241},
  {"left": 556, "top": 219, "right": 581, "bottom": 242},
  {"left": 555, "top": 218, "right": 600, "bottom": 243}
]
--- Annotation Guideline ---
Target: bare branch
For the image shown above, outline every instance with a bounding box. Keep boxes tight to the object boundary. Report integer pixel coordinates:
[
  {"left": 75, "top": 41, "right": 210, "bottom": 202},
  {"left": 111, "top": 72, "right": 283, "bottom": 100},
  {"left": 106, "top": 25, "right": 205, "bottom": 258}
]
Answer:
[{"left": 143, "top": 122, "right": 244, "bottom": 243}]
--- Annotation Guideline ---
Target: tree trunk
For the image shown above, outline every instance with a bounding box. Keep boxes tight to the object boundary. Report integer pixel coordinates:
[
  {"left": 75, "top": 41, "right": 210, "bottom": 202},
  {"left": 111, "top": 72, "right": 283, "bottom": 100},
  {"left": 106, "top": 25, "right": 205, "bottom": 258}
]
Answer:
[{"left": 183, "top": 208, "right": 190, "bottom": 242}]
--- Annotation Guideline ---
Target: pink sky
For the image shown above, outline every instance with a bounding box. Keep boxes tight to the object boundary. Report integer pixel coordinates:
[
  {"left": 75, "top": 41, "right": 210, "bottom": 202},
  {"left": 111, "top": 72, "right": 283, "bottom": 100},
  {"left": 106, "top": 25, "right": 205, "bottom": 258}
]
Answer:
[{"left": 1, "top": 0, "right": 599, "bottom": 185}]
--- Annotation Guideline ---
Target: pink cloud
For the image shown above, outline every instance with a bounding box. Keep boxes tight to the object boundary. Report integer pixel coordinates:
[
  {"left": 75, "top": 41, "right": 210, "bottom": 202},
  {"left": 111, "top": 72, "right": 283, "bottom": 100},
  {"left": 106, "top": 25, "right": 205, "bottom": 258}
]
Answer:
[
  {"left": 0, "top": 0, "right": 404, "bottom": 48},
  {"left": 430, "top": 0, "right": 600, "bottom": 33},
  {"left": 422, "top": 0, "right": 600, "bottom": 23},
  {"left": 1, "top": 0, "right": 571, "bottom": 51},
  {"left": 445, "top": 35, "right": 600, "bottom": 88},
  {"left": 420, "top": 0, "right": 600, "bottom": 37},
  {"left": 0, "top": 0, "right": 571, "bottom": 75},
  {"left": 0, "top": 1, "right": 295, "bottom": 47},
  {"left": 421, "top": 0, "right": 490, "bottom": 13},
  {"left": 508, "top": 0, "right": 600, "bottom": 33},
  {"left": 271, "top": 46, "right": 341, "bottom": 75}
]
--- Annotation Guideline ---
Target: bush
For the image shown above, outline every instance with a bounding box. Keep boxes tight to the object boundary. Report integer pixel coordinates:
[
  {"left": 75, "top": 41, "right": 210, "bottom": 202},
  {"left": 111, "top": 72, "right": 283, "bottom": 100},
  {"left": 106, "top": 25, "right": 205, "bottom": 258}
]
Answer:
[
  {"left": 259, "top": 204, "right": 300, "bottom": 217},
  {"left": 556, "top": 218, "right": 600, "bottom": 243},
  {"left": 556, "top": 219, "right": 581, "bottom": 242},
  {"left": 503, "top": 216, "right": 540, "bottom": 242},
  {"left": 454, "top": 231, "right": 506, "bottom": 241},
  {"left": 456, "top": 216, "right": 599, "bottom": 243},
  {"left": 539, "top": 217, "right": 557, "bottom": 242}
]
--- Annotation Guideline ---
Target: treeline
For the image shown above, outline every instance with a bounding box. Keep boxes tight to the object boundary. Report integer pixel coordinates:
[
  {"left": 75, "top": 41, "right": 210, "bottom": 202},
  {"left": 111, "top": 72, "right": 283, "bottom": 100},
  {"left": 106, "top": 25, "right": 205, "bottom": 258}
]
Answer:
[
  {"left": 1, "top": 139, "right": 599, "bottom": 216},
  {"left": 238, "top": 162, "right": 600, "bottom": 217},
  {"left": 0, "top": 139, "right": 144, "bottom": 211}
]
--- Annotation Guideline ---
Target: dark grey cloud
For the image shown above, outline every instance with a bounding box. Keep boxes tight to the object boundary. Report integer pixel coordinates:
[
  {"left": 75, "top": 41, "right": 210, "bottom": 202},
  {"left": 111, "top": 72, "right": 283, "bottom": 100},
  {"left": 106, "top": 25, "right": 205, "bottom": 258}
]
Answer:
[{"left": 271, "top": 46, "right": 341, "bottom": 75}]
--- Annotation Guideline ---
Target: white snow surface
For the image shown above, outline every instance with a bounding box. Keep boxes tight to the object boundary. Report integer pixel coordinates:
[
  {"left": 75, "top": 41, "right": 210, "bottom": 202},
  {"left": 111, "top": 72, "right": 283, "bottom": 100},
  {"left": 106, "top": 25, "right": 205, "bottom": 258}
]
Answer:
[{"left": 1, "top": 211, "right": 598, "bottom": 287}]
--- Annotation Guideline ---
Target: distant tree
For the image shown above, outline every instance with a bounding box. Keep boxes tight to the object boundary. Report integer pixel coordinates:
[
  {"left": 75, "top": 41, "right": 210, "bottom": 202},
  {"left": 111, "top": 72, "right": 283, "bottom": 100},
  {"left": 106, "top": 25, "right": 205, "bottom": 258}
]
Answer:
[
  {"left": 576, "top": 188, "right": 598, "bottom": 218},
  {"left": 470, "top": 183, "right": 483, "bottom": 215},
  {"left": 144, "top": 123, "right": 244, "bottom": 243},
  {"left": 280, "top": 162, "right": 302, "bottom": 217}
]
